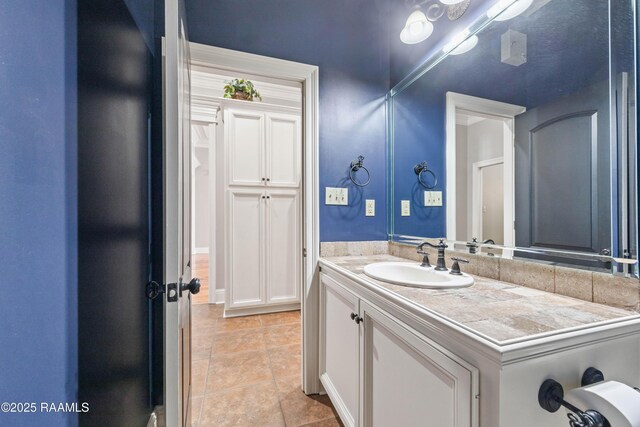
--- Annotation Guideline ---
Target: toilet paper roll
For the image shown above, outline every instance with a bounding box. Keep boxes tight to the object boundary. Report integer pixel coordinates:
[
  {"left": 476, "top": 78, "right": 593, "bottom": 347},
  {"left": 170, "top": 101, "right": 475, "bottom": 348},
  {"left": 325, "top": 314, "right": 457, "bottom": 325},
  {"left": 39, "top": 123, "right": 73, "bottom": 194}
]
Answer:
[{"left": 566, "top": 380, "right": 640, "bottom": 427}]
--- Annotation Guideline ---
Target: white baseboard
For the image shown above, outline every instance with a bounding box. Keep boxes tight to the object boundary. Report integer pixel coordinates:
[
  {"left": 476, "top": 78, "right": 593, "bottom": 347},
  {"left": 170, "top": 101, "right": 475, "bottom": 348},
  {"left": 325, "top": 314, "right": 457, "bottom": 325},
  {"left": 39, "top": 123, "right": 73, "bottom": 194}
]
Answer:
[
  {"left": 194, "top": 247, "right": 209, "bottom": 254},
  {"left": 212, "top": 288, "right": 225, "bottom": 304},
  {"left": 223, "top": 302, "right": 301, "bottom": 318}
]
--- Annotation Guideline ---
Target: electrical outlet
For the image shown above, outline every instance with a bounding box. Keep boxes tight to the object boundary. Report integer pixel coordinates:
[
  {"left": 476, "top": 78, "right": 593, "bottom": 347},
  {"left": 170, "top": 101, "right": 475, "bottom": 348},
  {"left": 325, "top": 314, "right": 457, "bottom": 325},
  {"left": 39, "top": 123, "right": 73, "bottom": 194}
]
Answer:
[
  {"left": 325, "top": 187, "right": 349, "bottom": 206},
  {"left": 401, "top": 200, "right": 410, "bottom": 216},
  {"left": 424, "top": 191, "right": 443, "bottom": 207},
  {"left": 365, "top": 199, "right": 375, "bottom": 216}
]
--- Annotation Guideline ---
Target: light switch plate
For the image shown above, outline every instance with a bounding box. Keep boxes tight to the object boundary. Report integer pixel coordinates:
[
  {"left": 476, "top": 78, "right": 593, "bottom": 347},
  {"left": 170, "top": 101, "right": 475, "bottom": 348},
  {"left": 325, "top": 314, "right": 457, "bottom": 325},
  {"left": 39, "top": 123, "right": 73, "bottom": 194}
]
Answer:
[
  {"left": 401, "top": 200, "right": 410, "bottom": 216},
  {"left": 325, "top": 187, "right": 348, "bottom": 206},
  {"left": 365, "top": 199, "right": 375, "bottom": 216},
  {"left": 424, "top": 191, "right": 443, "bottom": 207},
  {"left": 336, "top": 188, "right": 348, "bottom": 205}
]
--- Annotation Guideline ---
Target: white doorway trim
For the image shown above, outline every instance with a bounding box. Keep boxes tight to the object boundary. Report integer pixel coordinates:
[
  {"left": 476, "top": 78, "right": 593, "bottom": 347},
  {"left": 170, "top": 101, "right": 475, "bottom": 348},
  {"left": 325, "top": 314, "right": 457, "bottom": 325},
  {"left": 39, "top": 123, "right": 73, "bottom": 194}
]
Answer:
[
  {"left": 189, "top": 43, "right": 321, "bottom": 394},
  {"left": 191, "top": 101, "right": 220, "bottom": 305},
  {"left": 445, "top": 92, "right": 525, "bottom": 247},
  {"left": 471, "top": 157, "right": 504, "bottom": 241}
]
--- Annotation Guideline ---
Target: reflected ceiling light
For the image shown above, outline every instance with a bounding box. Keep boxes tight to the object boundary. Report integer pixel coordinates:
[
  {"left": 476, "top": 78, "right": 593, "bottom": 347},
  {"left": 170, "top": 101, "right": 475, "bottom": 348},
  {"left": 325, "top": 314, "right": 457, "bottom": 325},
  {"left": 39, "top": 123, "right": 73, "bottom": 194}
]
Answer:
[
  {"left": 449, "top": 34, "right": 478, "bottom": 55},
  {"left": 400, "top": 9, "right": 434, "bottom": 44},
  {"left": 487, "top": 0, "right": 533, "bottom": 21},
  {"left": 443, "top": 29, "right": 478, "bottom": 55},
  {"left": 439, "top": 0, "right": 466, "bottom": 4}
]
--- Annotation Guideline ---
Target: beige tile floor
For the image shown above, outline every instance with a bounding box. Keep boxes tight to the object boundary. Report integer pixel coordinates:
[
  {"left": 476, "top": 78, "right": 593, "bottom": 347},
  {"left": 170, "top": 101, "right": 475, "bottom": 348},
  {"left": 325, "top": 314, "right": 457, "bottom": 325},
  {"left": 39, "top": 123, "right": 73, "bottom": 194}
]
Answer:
[{"left": 191, "top": 304, "right": 343, "bottom": 427}]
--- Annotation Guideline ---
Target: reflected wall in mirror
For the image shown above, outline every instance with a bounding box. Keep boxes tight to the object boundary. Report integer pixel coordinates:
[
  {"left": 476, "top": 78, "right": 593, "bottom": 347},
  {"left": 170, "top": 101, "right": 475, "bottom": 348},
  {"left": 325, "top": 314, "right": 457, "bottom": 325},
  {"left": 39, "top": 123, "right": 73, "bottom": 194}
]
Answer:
[{"left": 389, "top": 0, "right": 637, "bottom": 275}]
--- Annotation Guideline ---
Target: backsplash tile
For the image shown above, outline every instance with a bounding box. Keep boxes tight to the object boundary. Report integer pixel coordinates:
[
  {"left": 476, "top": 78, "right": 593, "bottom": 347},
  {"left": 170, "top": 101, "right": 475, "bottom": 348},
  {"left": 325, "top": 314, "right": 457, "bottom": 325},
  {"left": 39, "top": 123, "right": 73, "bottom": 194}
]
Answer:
[
  {"left": 499, "top": 258, "right": 525, "bottom": 285},
  {"left": 593, "top": 272, "right": 640, "bottom": 311},
  {"left": 521, "top": 262, "right": 555, "bottom": 293},
  {"left": 320, "top": 241, "right": 387, "bottom": 257},
  {"left": 476, "top": 255, "right": 500, "bottom": 280},
  {"left": 555, "top": 267, "right": 593, "bottom": 302}
]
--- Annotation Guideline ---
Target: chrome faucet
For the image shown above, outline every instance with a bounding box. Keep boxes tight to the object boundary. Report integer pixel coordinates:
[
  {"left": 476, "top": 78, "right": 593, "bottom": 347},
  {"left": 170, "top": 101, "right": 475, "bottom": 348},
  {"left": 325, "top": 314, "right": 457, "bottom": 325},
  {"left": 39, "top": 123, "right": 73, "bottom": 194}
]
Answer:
[{"left": 417, "top": 239, "right": 448, "bottom": 271}]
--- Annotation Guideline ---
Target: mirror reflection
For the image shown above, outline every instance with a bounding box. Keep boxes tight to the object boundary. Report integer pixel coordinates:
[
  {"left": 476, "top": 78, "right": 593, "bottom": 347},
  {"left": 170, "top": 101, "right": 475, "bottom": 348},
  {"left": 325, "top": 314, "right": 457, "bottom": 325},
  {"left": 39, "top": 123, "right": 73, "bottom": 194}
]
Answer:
[{"left": 389, "top": 0, "right": 637, "bottom": 271}]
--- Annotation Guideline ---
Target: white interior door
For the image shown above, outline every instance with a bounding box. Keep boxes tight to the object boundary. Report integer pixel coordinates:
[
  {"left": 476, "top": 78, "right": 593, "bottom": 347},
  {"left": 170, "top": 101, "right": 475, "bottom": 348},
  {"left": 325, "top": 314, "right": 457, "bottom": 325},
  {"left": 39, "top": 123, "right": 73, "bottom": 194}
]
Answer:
[
  {"left": 472, "top": 157, "right": 505, "bottom": 245},
  {"left": 163, "top": 1, "right": 197, "bottom": 426}
]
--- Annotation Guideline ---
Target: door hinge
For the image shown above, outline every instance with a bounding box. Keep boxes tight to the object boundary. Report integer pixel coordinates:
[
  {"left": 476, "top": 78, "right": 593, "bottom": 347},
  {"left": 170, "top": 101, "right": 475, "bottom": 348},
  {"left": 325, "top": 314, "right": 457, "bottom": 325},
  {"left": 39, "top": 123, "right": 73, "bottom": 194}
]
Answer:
[{"left": 303, "top": 248, "right": 307, "bottom": 257}]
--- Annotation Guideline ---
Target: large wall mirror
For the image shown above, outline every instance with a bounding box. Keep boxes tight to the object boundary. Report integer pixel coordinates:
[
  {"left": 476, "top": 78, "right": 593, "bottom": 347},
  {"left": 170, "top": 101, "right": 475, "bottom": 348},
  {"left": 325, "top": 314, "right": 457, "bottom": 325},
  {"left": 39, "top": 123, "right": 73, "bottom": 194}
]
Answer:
[{"left": 388, "top": 0, "right": 638, "bottom": 276}]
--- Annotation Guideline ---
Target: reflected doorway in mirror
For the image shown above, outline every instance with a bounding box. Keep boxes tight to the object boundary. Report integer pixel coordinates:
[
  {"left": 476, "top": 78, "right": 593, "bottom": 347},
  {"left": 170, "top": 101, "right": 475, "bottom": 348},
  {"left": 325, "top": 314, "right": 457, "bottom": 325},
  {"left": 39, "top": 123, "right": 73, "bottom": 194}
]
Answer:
[{"left": 445, "top": 92, "right": 525, "bottom": 247}]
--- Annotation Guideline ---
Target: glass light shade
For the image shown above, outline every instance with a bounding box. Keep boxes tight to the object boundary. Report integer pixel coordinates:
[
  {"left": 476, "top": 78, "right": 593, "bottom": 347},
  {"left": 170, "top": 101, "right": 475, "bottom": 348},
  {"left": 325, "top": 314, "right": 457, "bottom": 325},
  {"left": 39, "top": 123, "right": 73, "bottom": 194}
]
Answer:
[
  {"left": 400, "top": 10, "right": 434, "bottom": 44},
  {"left": 449, "top": 35, "right": 478, "bottom": 55},
  {"left": 443, "top": 29, "right": 471, "bottom": 53},
  {"left": 487, "top": 0, "right": 534, "bottom": 21}
]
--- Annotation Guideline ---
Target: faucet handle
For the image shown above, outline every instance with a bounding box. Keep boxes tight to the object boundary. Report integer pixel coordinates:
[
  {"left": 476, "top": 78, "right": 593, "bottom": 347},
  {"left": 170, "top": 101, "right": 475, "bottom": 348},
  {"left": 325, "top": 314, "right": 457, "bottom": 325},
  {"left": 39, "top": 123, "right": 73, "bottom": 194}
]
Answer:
[
  {"left": 450, "top": 257, "right": 469, "bottom": 275},
  {"left": 420, "top": 253, "right": 431, "bottom": 268}
]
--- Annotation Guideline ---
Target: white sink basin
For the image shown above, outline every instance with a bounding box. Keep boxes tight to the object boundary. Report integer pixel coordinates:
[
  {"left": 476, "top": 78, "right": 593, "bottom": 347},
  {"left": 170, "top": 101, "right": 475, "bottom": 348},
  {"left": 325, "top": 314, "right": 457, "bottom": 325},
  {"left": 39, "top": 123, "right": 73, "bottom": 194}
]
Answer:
[{"left": 363, "top": 262, "right": 474, "bottom": 289}]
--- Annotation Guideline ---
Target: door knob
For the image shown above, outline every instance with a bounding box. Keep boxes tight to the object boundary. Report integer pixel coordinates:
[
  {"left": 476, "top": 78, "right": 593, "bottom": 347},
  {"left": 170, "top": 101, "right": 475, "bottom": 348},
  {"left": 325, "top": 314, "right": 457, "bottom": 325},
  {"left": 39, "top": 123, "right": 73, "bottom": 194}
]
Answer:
[{"left": 182, "top": 278, "right": 201, "bottom": 295}]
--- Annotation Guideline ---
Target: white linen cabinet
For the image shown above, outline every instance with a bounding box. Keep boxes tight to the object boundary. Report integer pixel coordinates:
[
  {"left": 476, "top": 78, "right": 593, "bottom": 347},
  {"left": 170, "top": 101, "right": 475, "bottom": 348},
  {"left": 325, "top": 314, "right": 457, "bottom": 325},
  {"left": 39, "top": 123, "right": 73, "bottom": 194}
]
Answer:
[{"left": 221, "top": 100, "right": 302, "bottom": 316}]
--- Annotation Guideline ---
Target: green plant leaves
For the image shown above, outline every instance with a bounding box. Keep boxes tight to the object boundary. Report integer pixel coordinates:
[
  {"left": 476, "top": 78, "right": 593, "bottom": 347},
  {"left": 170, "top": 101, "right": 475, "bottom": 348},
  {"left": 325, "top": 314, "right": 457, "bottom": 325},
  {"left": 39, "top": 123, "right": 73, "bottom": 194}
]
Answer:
[{"left": 223, "top": 78, "right": 262, "bottom": 101}]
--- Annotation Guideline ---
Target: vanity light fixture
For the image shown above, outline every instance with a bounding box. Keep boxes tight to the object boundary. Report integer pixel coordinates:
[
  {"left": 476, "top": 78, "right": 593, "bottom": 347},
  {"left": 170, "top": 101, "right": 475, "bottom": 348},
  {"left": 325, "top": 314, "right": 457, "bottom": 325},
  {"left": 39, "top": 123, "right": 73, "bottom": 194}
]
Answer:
[
  {"left": 400, "top": 8, "right": 434, "bottom": 44},
  {"left": 487, "top": 0, "right": 533, "bottom": 21},
  {"left": 449, "top": 34, "right": 478, "bottom": 55},
  {"left": 400, "top": 1, "right": 471, "bottom": 45},
  {"left": 442, "top": 29, "right": 478, "bottom": 55}
]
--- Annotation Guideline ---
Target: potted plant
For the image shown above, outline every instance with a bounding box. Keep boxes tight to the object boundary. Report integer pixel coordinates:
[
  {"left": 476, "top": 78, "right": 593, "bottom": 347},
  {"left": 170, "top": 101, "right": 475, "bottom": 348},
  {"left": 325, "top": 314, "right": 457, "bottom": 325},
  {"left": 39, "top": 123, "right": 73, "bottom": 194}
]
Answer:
[{"left": 223, "top": 78, "right": 262, "bottom": 101}]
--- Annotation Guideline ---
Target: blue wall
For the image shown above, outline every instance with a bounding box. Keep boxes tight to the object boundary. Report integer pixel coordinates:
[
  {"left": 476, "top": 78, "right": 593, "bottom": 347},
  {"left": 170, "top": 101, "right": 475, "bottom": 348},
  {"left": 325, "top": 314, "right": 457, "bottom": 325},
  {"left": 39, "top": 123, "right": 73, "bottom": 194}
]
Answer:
[
  {"left": 0, "top": 1, "right": 78, "bottom": 425},
  {"left": 186, "top": 0, "right": 391, "bottom": 242}
]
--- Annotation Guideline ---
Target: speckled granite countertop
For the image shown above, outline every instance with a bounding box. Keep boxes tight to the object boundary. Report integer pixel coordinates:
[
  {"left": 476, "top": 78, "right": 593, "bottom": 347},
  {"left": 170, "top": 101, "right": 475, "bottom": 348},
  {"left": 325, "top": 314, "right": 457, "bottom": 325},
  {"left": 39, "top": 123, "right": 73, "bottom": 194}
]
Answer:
[{"left": 320, "top": 255, "right": 640, "bottom": 345}]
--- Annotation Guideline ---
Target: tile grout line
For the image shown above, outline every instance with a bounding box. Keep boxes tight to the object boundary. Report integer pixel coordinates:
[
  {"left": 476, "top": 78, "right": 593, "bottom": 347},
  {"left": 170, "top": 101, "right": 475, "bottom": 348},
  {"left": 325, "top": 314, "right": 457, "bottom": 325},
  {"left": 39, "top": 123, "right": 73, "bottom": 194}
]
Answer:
[
  {"left": 262, "top": 325, "right": 290, "bottom": 426},
  {"left": 299, "top": 415, "right": 341, "bottom": 427}
]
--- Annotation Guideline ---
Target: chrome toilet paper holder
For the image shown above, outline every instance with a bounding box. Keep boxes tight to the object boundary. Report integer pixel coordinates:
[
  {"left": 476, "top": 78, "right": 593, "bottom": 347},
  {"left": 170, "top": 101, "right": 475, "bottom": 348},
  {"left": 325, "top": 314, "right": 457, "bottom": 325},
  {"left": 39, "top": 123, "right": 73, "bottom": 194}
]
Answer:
[{"left": 539, "top": 367, "right": 609, "bottom": 427}]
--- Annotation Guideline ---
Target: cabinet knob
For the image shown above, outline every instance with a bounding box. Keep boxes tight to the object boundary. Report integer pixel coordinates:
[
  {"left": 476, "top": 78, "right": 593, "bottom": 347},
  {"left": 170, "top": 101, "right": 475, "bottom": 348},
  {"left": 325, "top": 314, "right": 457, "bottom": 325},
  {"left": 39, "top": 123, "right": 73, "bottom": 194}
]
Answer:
[
  {"left": 350, "top": 312, "right": 363, "bottom": 324},
  {"left": 262, "top": 177, "right": 266, "bottom": 181},
  {"left": 266, "top": 178, "right": 270, "bottom": 181}
]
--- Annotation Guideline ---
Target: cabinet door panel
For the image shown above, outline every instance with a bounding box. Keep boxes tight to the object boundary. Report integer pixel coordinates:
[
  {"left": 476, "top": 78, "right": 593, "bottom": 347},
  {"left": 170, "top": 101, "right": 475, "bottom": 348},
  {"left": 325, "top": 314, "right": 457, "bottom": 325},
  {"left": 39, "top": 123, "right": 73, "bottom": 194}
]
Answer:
[
  {"left": 361, "top": 302, "right": 475, "bottom": 427},
  {"left": 320, "top": 274, "right": 359, "bottom": 427},
  {"left": 227, "top": 189, "right": 264, "bottom": 307},
  {"left": 227, "top": 110, "right": 264, "bottom": 186},
  {"left": 266, "top": 189, "right": 300, "bottom": 304},
  {"left": 266, "top": 113, "right": 301, "bottom": 187}
]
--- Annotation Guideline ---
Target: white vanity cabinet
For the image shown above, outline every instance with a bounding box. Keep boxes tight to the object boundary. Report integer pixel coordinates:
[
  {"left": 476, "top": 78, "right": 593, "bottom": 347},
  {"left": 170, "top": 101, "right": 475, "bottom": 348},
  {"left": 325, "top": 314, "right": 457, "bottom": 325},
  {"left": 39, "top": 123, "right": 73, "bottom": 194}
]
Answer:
[
  {"left": 320, "top": 274, "right": 360, "bottom": 427},
  {"left": 221, "top": 101, "right": 302, "bottom": 315},
  {"left": 360, "top": 301, "right": 477, "bottom": 427},
  {"left": 319, "top": 260, "right": 640, "bottom": 427},
  {"left": 320, "top": 273, "right": 479, "bottom": 427}
]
